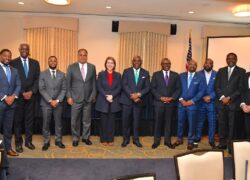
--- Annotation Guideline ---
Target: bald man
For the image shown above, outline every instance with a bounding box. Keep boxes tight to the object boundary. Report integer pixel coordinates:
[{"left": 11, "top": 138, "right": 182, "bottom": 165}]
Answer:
[
  {"left": 151, "top": 58, "right": 181, "bottom": 149},
  {"left": 174, "top": 60, "right": 205, "bottom": 150}
]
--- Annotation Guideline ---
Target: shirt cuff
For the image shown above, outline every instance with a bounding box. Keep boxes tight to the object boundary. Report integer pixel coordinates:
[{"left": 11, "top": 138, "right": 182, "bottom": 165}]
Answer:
[
  {"left": 219, "top": 95, "right": 225, "bottom": 101},
  {"left": 179, "top": 98, "right": 183, "bottom": 101},
  {"left": 1, "top": 95, "right": 7, "bottom": 101},
  {"left": 240, "top": 102, "right": 246, "bottom": 107}
]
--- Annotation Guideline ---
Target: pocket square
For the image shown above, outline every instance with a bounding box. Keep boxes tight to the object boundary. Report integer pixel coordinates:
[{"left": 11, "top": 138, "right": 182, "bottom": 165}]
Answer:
[{"left": 142, "top": 76, "right": 146, "bottom": 78}]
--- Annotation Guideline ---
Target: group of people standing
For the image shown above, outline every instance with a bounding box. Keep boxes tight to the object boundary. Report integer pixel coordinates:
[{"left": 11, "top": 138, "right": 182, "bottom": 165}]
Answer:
[{"left": 0, "top": 43, "right": 249, "bottom": 157}]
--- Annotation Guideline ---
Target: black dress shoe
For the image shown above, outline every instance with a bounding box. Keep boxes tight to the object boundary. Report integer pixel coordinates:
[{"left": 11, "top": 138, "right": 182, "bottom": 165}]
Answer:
[
  {"left": 72, "top": 141, "right": 79, "bottom": 147},
  {"left": 55, "top": 142, "right": 65, "bottom": 149},
  {"left": 216, "top": 144, "right": 227, "bottom": 150},
  {"left": 193, "top": 139, "right": 200, "bottom": 148},
  {"left": 152, "top": 143, "right": 160, "bottom": 149},
  {"left": 42, "top": 143, "right": 50, "bottom": 151},
  {"left": 121, "top": 141, "right": 129, "bottom": 147},
  {"left": 164, "top": 142, "right": 175, "bottom": 149},
  {"left": 25, "top": 142, "right": 35, "bottom": 150},
  {"left": 82, "top": 139, "right": 92, "bottom": 145},
  {"left": 16, "top": 145, "right": 23, "bottom": 153},
  {"left": 187, "top": 143, "right": 194, "bottom": 150},
  {"left": 133, "top": 141, "right": 143, "bottom": 148},
  {"left": 209, "top": 142, "right": 216, "bottom": 149}
]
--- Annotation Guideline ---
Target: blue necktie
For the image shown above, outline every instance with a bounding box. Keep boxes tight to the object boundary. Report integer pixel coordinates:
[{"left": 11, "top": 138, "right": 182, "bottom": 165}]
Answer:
[
  {"left": 188, "top": 73, "right": 193, "bottom": 88},
  {"left": 23, "top": 59, "right": 28, "bottom": 78},
  {"left": 135, "top": 69, "right": 139, "bottom": 85},
  {"left": 4, "top": 65, "right": 11, "bottom": 84}
]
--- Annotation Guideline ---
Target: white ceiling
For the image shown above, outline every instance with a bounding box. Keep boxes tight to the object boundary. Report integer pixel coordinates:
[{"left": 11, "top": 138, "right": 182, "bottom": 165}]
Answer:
[{"left": 0, "top": 0, "right": 250, "bottom": 24}]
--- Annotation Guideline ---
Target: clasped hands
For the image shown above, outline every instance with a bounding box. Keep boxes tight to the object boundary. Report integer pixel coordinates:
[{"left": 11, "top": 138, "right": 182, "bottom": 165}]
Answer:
[
  {"left": 23, "top": 91, "right": 33, "bottom": 100},
  {"left": 130, "top": 93, "right": 141, "bottom": 103},
  {"left": 4, "top": 95, "right": 15, "bottom": 106},
  {"left": 180, "top": 99, "right": 194, "bottom": 107},
  {"left": 221, "top": 96, "right": 231, "bottom": 105},
  {"left": 160, "top": 97, "right": 173, "bottom": 104},
  {"left": 50, "top": 100, "right": 59, "bottom": 108},
  {"left": 106, "top": 95, "right": 113, "bottom": 103},
  {"left": 241, "top": 104, "right": 250, "bottom": 113}
]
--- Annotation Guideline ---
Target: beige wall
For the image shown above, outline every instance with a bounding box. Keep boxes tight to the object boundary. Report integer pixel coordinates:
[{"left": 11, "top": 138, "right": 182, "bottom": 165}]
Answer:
[{"left": 0, "top": 12, "right": 248, "bottom": 73}]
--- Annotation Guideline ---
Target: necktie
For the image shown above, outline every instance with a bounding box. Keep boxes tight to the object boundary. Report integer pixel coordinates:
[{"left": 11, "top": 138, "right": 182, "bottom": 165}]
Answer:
[
  {"left": 228, "top": 68, "right": 232, "bottom": 81},
  {"left": 52, "top": 70, "right": 56, "bottom": 79},
  {"left": 81, "top": 64, "right": 85, "bottom": 81},
  {"left": 23, "top": 59, "right": 28, "bottom": 78},
  {"left": 135, "top": 69, "right": 139, "bottom": 85},
  {"left": 4, "top": 65, "right": 11, "bottom": 84},
  {"left": 188, "top": 73, "right": 193, "bottom": 88},
  {"left": 165, "top": 72, "right": 169, "bottom": 86}
]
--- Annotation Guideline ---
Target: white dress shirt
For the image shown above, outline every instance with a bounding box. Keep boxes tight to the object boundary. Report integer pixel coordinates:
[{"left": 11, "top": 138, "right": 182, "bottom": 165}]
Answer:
[
  {"left": 204, "top": 70, "right": 212, "bottom": 85},
  {"left": 220, "top": 66, "right": 236, "bottom": 101},
  {"left": 133, "top": 68, "right": 140, "bottom": 75},
  {"left": 79, "top": 63, "right": 87, "bottom": 78},
  {"left": 49, "top": 68, "right": 57, "bottom": 78},
  {"left": 162, "top": 70, "right": 170, "bottom": 78}
]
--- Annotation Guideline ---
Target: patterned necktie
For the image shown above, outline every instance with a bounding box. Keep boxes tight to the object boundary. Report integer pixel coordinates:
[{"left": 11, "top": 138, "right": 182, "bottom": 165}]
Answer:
[
  {"left": 4, "top": 65, "right": 11, "bottom": 84},
  {"left": 52, "top": 70, "right": 56, "bottom": 79},
  {"left": 135, "top": 69, "right": 139, "bottom": 85},
  {"left": 81, "top": 64, "right": 85, "bottom": 81},
  {"left": 165, "top": 72, "right": 169, "bottom": 86},
  {"left": 188, "top": 73, "right": 193, "bottom": 88},
  {"left": 23, "top": 59, "right": 28, "bottom": 78}
]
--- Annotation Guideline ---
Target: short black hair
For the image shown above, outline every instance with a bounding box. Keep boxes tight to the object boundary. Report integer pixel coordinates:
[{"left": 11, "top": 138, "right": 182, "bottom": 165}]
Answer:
[{"left": 0, "top": 49, "right": 12, "bottom": 55}]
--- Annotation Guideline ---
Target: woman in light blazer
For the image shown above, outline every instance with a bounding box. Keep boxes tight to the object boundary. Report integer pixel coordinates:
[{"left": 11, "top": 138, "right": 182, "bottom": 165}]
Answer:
[{"left": 95, "top": 57, "right": 122, "bottom": 146}]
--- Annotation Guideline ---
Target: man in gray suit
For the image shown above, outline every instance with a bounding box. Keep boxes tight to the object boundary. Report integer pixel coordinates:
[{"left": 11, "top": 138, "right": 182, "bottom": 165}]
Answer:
[
  {"left": 39, "top": 56, "right": 66, "bottom": 151},
  {"left": 67, "top": 49, "right": 96, "bottom": 147}
]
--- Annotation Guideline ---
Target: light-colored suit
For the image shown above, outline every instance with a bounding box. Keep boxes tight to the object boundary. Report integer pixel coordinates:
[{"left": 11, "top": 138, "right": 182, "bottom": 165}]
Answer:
[
  {"left": 39, "top": 69, "right": 66, "bottom": 144},
  {"left": 66, "top": 62, "right": 96, "bottom": 141}
]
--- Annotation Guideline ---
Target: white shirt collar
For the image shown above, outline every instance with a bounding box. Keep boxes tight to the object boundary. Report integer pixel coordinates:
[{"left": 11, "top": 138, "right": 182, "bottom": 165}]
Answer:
[
  {"left": 20, "top": 56, "right": 29, "bottom": 61},
  {"left": 228, "top": 66, "right": 235, "bottom": 72},
  {"left": 133, "top": 68, "right": 140, "bottom": 72},
  {"left": 162, "top": 70, "right": 170, "bottom": 77},
  {"left": 49, "top": 68, "right": 57, "bottom": 73},
  {"left": 188, "top": 71, "right": 195, "bottom": 77}
]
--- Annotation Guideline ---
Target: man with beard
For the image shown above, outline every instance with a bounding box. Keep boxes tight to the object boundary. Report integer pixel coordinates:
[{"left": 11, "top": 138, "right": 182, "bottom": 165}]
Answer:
[
  {"left": 0, "top": 49, "right": 21, "bottom": 156},
  {"left": 215, "top": 53, "right": 245, "bottom": 153},
  {"left": 10, "top": 44, "right": 40, "bottom": 153},
  {"left": 151, "top": 58, "right": 181, "bottom": 149},
  {"left": 174, "top": 60, "right": 205, "bottom": 150},
  {"left": 194, "top": 59, "right": 217, "bottom": 148},
  {"left": 120, "top": 55, "right": 150, "bottom": 148},
  {"left": 39, "top": 56, "right": 66, "bottom": 151}
]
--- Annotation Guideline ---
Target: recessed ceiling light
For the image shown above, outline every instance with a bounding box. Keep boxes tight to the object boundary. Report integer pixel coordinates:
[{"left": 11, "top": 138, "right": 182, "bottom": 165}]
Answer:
[
  {"left": 44, "top": 0, "right": 71, "bottom": 5},
  {"left": 106, "top": 5, "right": 112, "bottom": 9},
  {"left": 18, "top": 1, "right": 24, "bottom": 5},
  {"left": 188, "top": 11, "right": 195, "bottom": 14},
  {"left": 233, "top": 4, "right": 250, "bottom": 17}
]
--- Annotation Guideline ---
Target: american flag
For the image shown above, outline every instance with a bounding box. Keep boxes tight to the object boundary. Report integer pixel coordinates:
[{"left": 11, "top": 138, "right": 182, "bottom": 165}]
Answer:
[{"left": 186, "top": 32, "right": 192, "bottom": 61}]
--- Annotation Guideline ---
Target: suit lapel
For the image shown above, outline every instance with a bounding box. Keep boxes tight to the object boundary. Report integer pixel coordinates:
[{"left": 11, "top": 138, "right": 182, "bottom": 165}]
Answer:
[
  {"left": 85, "top": 63, "right": 91, "bottom": 82},
  {"left": 137, "top": 69, "right": 143, "bottom": 86},
  {"left": 17, "top": 58, "right": 26, "bottom": 79},
  {"left": 228, "top": 66, "right": 237, "bottom": 82},
  {"left": 0, "top": 66, "right": 9, "bottom": 84}
]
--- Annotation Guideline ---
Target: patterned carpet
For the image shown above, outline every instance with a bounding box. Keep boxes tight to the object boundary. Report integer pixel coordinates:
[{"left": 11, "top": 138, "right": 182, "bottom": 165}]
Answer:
[{"left": 11, "top": 135, "right": 230, "bottom": 159}]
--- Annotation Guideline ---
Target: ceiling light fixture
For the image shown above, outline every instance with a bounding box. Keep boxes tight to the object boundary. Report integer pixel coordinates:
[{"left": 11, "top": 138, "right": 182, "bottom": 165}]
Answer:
[
  {"left": 106, "top": 5, "right": 112, "bottom": 9},
  {"left": 18, "top": 1, "right": 24, "bottom": 5},
  {"left": 233, "top": 4, "right": 250, "bottom": 17},
  {"left": 44, "top": 0, "right": 71, "bottom": 5},
  {"left": 188, "top": 11, "right": 195, "bottom": 14}
]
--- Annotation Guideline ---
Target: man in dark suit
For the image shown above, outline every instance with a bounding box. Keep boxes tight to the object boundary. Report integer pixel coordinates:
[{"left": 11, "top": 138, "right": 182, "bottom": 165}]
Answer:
[
  {"left": 10, "top": 43, "right": 40, "bottom": 153},
  {"left": 0, "top": 49, "right": 21, "bottom": 156},
  {"left": 67, "top": 49, "right": 96, "bottom": 147},
  {"left": 174, "top": 60, "right": 205, "bottom": 150},
  {"left": 39, "top": 56, "right": 66, "bottom": 151},
  {"left": 120, "top": 55, "right": 150, "bottom": 148},
  {"left": 195, "top": 59, "right": 217, "bottom": 148},
  {"left": 240, "top": 71, "right": 250, "bottom": 139},
  {"left": 151, "top": 58, "right": 181, "bottom": 149},
  {"left": 215, "top": 52, "right": 245, "bottom": 152}
]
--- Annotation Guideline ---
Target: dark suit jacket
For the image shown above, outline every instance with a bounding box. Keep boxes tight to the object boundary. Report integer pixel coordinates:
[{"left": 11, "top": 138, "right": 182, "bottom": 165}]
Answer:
[
  {"left": 120, "top": 67, "right": 150, "bottom": 107},
  {"left": 0, "top": 65, "right": 21, "bottom": 108},
  {"left": 215, "top": 66, "right": 246, "bottom": 110},
  {"left": 39, "top": 69, "right": 66, "bottom": 107},
  {"left": 151, "top": 70, "right": 181, "bottom": 107},
  {"left": 10, "top": 57, "right": 40, "bottom": 95},
  {"left": 95, "top": 71, "right": 122, "bottom": 113},
  {"left": 178, "top": 72, "right": 205, "bottom": 110},
  {"left": 197, "top": 70, "right": 217, "bottom": 111},
  {"left": 66, "top": 62, "right": 96, "bottom": 103},
  {"left": 241, "top": 72, "right": 250, "bottom": 106}
]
